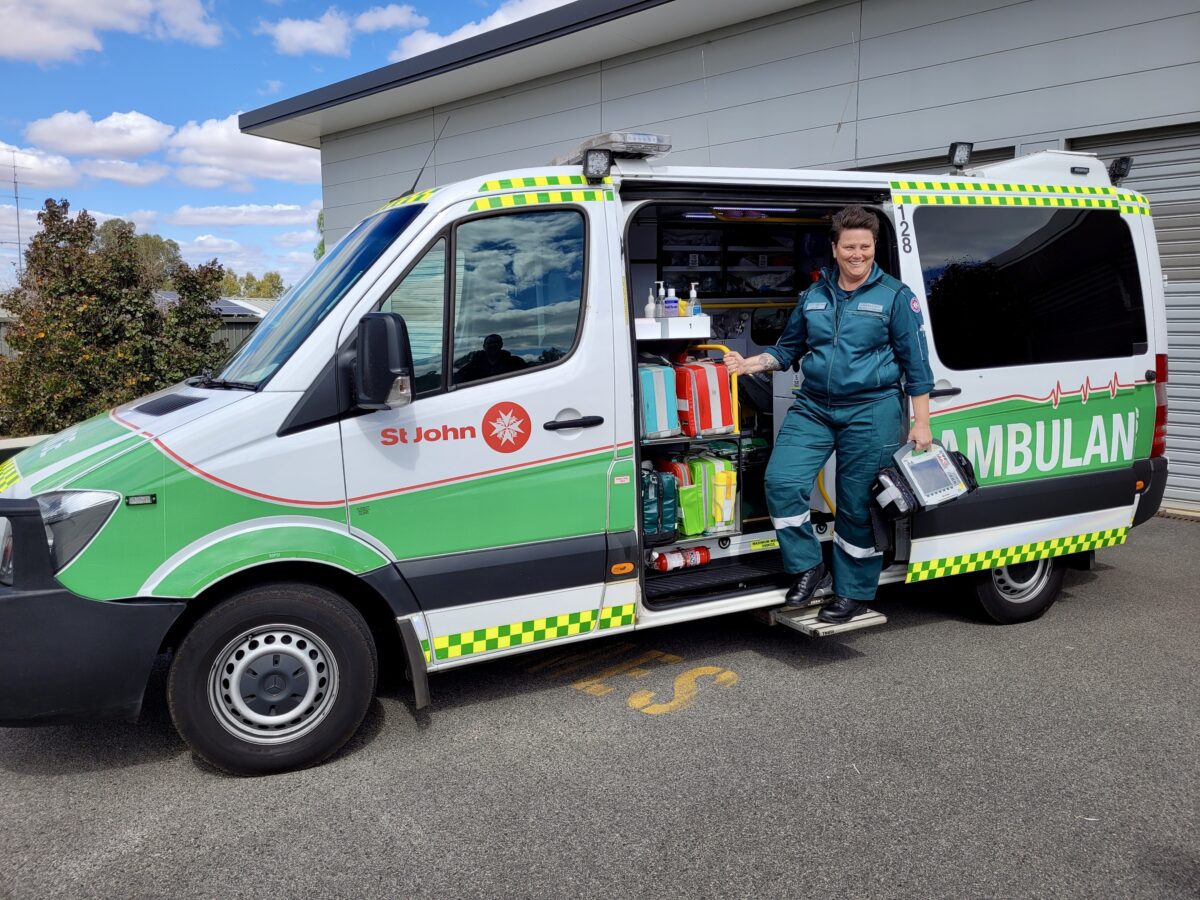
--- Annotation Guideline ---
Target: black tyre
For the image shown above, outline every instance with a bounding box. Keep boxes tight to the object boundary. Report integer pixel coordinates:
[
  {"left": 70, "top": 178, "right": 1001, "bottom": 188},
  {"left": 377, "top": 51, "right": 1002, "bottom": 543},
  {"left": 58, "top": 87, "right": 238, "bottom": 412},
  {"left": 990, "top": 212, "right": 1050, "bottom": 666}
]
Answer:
[
  {"left": 168, "top": 583, "right": 377, "bottom": 775},
  {"left": 973, "top": 557, "right": 1066, "bottom": 624}
]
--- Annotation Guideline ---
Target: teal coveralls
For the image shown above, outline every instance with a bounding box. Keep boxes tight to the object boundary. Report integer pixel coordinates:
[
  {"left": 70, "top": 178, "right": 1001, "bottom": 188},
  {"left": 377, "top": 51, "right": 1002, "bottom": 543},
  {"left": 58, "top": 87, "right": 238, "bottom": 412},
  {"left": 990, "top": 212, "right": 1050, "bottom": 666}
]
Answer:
[{"left": 763, "top": 263, "right": 935, "bottom": 601}]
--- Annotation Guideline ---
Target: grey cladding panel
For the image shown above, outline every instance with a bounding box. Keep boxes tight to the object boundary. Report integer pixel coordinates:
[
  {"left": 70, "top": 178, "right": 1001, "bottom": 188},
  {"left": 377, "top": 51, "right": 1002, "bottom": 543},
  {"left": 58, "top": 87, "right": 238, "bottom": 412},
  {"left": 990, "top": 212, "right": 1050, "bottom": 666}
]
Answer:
[
  {"left": 699, "top": 2, "right": 859, "bottom": 77},
  {"left": 706, "top": 83, "right": 857, "bottom": 146},
  {"left": 322, "top": 114, "right": 436, "bottom": 165},
  {"left": 857, "top": 63, "right": 1200, "bottom": 159},
  {"left": 600, "top": 80, "right": 709, "bottom": 133},
  {"left": 860, "top": 0, "right": 1018, "bottom": 40},
  {"left": 322, "top": 142, "right": 437, "bottom": 189},
  {"left": 435, "top": 104, "right": 602, "bottom": 165},
  {"left": 860, "top": 0, "right": 1200, "bottom": 79},
  {"left": 438, "top": 69, "right": 601, "bottom": 138},
  {"left": 707, "top": 123, "right": 857, "bottom": 169},
  {"left": 858, "top": 14, "right": 1200, "bottom": 119},
  {"left": 599, "top": 45, "right": 705, "bottom": 101},
  {"left": 703, "top": 44, "right": 858, "bottom": 112}
]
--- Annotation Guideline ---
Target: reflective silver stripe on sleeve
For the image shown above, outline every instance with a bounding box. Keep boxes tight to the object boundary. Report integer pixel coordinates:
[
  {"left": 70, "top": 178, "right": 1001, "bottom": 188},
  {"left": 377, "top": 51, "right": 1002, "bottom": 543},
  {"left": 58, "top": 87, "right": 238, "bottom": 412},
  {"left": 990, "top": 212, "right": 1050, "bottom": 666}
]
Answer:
[
  {"left": 771, "top": 512, "right": 811, "bottom": 530},
  {"left": 834, "top": 533, "right": 881, "bottom": 559}
]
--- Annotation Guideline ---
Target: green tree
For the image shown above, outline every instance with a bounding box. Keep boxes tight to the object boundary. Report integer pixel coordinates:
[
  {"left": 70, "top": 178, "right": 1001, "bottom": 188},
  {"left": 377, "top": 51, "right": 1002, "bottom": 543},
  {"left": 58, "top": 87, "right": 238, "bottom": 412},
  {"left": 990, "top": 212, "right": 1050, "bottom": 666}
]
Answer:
[
  {"left": 0, "top": 199, "right": 227, "bottom": 436},
  {"left": 313, "top": 209, "right": 325, "bottom": 261},
  {"left": 93, "top": 218, "right": 183, "bottom": 289},
  {"left": 217, "top": 269, "right": 287, "bottom": 299},
  {"left": 219, "top": 269, "right": 241, "bottom": 297}
]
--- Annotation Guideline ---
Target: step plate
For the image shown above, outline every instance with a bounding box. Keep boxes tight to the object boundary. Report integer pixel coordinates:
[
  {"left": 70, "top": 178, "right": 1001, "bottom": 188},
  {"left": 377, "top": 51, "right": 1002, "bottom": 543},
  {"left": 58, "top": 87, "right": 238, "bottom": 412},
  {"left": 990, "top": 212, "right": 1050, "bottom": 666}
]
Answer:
[{"left": 771, "top": 605, "right": 888, "bottom": 637}]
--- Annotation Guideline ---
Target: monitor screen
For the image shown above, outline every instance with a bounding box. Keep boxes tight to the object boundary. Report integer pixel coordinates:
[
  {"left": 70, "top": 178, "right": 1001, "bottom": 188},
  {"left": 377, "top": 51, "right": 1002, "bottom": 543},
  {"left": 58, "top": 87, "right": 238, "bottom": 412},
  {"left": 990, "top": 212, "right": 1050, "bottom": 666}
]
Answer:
[{"left": 909, "top": 454, "right": 953, "bottom": 495}]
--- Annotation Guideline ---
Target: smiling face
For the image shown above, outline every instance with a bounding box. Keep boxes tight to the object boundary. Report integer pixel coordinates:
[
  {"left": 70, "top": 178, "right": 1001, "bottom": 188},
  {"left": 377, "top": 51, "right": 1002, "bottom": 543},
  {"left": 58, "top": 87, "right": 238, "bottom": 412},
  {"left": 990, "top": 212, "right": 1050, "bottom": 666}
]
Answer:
[{"left": 833, "top": 228, "right": 876, "bottom": 287}]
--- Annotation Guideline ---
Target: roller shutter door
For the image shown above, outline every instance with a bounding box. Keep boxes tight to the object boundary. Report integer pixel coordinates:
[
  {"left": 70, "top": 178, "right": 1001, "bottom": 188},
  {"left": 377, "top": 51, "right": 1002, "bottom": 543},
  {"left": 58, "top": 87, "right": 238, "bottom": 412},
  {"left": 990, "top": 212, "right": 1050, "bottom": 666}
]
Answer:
[{"left": 1072, "top": 125, "right": 1200, "bottom": 512}]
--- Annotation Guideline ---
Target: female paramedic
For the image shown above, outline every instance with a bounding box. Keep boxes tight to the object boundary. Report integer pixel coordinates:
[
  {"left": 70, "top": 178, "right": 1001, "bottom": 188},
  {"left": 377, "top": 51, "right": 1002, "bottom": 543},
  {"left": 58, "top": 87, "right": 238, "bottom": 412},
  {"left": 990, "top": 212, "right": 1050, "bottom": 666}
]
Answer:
[{"left": 724, "top": 205, "right": 935, "bottom": 624}]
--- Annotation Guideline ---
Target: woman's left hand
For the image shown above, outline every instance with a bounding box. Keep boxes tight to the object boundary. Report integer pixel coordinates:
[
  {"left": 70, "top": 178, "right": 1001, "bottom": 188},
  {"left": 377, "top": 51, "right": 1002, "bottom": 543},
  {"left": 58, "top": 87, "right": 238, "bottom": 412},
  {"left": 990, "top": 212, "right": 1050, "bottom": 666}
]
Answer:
[{"left": 908, "top": 422, "right": 933, "bottom": 452}]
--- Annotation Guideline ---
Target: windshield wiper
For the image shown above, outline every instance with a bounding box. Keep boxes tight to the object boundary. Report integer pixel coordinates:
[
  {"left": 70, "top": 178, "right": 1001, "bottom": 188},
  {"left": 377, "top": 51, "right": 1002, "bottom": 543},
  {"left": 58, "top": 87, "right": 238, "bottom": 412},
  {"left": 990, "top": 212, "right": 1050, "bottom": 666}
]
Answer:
[{"left": 189, "top": 376, "right": 259, "bottom": 391}]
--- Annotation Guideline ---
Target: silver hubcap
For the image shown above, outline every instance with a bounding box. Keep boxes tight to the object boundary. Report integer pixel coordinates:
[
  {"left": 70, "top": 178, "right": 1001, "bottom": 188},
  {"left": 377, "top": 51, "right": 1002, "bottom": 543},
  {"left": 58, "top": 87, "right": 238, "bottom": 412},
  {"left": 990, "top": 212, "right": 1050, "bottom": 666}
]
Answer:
[
  {"left": 208, "top": 624, "right": 339, "bottom": 745},
  {"left": 991, "top": 559, "right": 1051, "bottom": 604}
]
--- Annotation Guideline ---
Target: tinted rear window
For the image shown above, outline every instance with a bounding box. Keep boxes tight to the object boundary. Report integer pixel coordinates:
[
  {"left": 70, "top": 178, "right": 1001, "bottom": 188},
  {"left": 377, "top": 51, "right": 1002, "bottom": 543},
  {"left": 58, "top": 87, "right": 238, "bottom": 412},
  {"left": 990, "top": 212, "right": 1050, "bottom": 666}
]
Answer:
[{"left": 915, "top": 207, "right": 1146, "bottom": 370}]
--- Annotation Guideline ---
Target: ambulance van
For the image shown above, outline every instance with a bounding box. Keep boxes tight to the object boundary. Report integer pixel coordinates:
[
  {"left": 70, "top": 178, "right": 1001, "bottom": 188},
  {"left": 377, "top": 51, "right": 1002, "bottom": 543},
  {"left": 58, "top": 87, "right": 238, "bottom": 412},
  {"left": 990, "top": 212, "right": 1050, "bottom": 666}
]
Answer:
[{"left": 0, "top": 135, "right": 1170, "bottom": 773}]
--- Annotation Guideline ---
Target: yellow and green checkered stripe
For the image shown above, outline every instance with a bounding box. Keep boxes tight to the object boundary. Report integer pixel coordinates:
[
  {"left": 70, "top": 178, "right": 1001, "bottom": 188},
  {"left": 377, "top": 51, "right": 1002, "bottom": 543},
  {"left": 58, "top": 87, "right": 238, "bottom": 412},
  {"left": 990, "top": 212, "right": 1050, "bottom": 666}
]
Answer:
[
  {"left": 890, "top": 180, "right": 1149, "bottom": 215},
  {"left": 431, "top": 602, "right": 635, "bottom": 661},
  {"left": 469, "top": 189, "right": 614, "bottom": 212},
  {"left": 906, "top": 527, "right": 1128, "bottom": 583},
  {"left": 478, "top": 175, "right": 611, "bottom": 192},
  {"left": 0, "top": 458, "right": 19, "bottom": 493},
  {"left": 377, "top": 188, "right": 438, "bottom": 211},
  {"left": 420, "top": 638, "right": 431, "bottom": 663}
]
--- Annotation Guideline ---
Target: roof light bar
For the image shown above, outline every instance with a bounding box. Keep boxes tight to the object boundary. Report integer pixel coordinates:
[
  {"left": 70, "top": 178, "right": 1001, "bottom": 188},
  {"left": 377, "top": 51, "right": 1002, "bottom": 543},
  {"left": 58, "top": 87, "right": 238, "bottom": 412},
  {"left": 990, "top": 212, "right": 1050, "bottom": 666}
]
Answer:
[{"left": 552, "top": 132, "right": 672, "bottom": 166}]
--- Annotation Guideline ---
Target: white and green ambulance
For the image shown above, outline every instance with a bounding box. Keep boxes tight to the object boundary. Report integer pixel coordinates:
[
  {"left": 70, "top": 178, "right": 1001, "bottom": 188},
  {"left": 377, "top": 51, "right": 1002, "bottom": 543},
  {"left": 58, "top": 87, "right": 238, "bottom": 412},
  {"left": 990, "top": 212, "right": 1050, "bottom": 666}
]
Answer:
[{"left": 0, "top": 136, "right": 1170, "bottom": 774}]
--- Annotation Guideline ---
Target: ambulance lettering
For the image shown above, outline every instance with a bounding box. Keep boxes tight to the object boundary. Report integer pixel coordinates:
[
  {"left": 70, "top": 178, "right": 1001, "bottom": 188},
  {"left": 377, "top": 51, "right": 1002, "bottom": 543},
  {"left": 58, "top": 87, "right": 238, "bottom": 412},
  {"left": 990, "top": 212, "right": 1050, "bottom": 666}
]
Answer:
[
  {"left": 380, "top": 425, "right": 478, "bottom": 445},
  {"left": 940, "top": 413, "right": 1137, "bottom": 479}
]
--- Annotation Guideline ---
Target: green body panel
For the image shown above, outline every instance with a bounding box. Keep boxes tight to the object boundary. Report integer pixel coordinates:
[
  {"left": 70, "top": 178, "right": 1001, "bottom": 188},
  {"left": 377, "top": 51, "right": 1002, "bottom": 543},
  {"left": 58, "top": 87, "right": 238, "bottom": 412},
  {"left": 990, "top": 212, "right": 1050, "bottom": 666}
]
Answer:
[
  {"left": 933, "top": 385, "right": 1154, "bottom": 486},
  {"left": 57, "top": 442, "right": 347, "bottom": 601},
  {"left": 11, "top": 414, "right": 141, "bottom": 490},
  {"left": 152, "top": 525, "right": 389, "bottom": 597},
  {"left": 30, "top": 433, "right": 143, "bottom": 494},
  {"left": 349, "top": 450, "right": 610, "bottom": 560}
]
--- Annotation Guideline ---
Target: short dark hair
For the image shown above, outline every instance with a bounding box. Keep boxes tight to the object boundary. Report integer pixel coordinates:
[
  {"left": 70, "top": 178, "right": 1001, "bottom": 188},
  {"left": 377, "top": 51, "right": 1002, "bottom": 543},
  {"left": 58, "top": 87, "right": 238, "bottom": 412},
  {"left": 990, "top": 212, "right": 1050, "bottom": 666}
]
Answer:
[{"left": 831, "top": 205, "right": 879, "bottom": 243}]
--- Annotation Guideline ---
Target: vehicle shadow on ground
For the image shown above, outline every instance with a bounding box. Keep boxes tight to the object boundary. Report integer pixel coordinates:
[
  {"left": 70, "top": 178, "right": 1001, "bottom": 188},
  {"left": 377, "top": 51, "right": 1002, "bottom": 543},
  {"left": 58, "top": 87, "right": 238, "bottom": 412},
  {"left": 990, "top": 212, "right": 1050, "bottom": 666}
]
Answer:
[{"left": 0, "top": 656, "right": 187, "bottom": 776}]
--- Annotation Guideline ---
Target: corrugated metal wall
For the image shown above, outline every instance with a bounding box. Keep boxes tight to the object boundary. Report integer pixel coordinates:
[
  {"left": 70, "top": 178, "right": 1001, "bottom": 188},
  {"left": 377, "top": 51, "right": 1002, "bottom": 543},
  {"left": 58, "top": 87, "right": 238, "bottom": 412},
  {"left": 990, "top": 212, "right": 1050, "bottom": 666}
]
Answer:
[
  {"left": 1072, "top": 125, "right": 1200, "bottom": 510},
  {"left": 318, "top": 0, "right": 1200, "bottom": 240}
]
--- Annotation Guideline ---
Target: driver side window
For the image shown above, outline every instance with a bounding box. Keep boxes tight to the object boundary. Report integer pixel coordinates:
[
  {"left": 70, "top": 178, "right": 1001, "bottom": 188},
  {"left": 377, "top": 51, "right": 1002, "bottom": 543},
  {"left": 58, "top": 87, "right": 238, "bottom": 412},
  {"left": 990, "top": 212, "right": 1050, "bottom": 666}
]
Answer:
[{"left": 381, "top": 238, "right": 446, "bottom": 397}]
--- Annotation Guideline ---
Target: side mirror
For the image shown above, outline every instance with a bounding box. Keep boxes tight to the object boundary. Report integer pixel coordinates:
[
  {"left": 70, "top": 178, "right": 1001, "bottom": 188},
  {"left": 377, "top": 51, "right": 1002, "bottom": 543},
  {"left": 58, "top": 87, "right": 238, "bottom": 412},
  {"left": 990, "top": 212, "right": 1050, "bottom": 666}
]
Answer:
[{"left": 355, "top": 312, "right": 415, "bottom": 409}]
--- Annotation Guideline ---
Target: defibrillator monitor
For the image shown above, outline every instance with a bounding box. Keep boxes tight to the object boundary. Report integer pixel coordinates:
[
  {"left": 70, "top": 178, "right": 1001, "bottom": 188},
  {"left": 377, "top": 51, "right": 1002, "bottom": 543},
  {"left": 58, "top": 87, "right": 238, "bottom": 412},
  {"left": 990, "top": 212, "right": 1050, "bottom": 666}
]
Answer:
[{"left": 892, "top": 441, "right": 970, "bottom": 509}]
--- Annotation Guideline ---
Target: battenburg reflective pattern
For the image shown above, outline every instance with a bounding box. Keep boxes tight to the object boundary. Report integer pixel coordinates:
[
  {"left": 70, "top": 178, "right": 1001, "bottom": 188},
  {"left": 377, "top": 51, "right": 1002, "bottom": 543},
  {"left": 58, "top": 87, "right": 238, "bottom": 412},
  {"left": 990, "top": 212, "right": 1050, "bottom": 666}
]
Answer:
[
  {"left": 478, "top": 175, "right": 612, "bottom": 192},
  {"left": 469, "top": 190, "right": 614, "bottom": 212},
  {"left": 377, "top": 188, "right": 439, "bottom": 211},
  {"left": 906, "top": 528, "right": 1128, "bottom": 583},
  {"left": 0, "top": 458, "right": 19, "bottom": 493},
  {"left": 891, "top": 180, "right": 1150, "bottom": 215},
  {"left": 430, "top": 603, "right": 636, "bottom": 661}
]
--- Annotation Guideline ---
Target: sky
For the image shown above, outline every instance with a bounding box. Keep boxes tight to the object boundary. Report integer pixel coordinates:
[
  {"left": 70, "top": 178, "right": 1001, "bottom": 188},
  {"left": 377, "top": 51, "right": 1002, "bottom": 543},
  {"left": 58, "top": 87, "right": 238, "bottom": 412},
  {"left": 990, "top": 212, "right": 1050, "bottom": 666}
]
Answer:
[{"left": 0, "top": 0, "right": 576, "bottom": 290}]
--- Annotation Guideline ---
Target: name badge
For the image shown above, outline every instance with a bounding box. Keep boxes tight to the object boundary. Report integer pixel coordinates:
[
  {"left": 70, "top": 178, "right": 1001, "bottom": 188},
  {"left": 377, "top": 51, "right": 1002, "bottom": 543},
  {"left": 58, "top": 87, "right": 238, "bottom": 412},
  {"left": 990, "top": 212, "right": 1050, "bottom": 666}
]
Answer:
[
  {"left": 858, "top": 302, "right": 884, "bottom": 313},
  {"left": 805, "top": 301, "right": 828, "bottom": 311}
]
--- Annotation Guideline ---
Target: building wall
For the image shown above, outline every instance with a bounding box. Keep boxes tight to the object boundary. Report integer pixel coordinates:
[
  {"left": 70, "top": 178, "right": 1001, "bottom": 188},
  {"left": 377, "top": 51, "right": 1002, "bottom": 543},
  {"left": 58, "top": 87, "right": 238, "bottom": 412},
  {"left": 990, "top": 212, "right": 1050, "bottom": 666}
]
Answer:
[{"left": 318, "top": 0, "right": 1200, "bottom": 240}]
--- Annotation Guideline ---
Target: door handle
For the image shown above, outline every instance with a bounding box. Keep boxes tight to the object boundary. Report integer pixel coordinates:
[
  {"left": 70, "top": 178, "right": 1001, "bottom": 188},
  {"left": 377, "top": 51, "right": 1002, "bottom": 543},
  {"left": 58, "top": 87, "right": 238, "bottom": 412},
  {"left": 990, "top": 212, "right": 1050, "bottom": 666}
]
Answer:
[
  {"left": 543, "top": 416, "right": 605, "bottom": 431},
  {"left": 928, "top": 387, "right": 962, "bottom": 399}
]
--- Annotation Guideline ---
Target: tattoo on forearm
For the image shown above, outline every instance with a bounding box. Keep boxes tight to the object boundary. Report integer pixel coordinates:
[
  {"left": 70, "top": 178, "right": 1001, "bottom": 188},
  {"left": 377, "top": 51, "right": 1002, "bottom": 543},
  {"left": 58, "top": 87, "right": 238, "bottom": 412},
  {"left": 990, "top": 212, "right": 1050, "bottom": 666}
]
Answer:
[{"left": 759, "top": 354, "right": 782, "bottom": 372}]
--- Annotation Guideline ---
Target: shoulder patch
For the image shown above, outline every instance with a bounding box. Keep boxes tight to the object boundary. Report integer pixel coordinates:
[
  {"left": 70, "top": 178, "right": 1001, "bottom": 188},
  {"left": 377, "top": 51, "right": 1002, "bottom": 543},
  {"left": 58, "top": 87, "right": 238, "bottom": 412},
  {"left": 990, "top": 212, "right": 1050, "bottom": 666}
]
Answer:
[{"left": 910, "top": 296, "right": 921, "bottom": 314}]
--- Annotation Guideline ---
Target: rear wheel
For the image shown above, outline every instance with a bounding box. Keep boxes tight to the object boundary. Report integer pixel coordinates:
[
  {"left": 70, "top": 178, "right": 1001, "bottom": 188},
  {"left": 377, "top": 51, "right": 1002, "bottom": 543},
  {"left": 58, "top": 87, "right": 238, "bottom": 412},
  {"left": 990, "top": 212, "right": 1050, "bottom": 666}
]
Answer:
[
  {"left": 168, "top": 583, "right": 377, "bottom": 775},
  {"left": 973, "top": 557, "right": 1066, "bottom": 624}
]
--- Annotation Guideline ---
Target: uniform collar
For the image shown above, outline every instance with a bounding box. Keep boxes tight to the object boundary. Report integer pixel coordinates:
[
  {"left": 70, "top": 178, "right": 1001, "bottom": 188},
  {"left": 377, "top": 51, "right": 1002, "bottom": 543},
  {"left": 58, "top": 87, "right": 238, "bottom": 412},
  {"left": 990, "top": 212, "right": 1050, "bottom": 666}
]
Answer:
[{"left": 820, "top": 262, "right": 883, "bottom": 294}]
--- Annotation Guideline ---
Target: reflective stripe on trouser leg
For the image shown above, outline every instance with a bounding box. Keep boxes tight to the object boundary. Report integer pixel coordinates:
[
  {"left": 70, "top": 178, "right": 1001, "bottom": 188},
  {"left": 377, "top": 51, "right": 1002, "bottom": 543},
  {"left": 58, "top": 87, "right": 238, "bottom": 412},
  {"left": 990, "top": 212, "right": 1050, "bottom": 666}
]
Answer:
[
  {"left": 830, "top": 395, "right": 905, "bottom": 601},
  {"left": 766, "top": 396, "right": 835, "bottom": 574}
]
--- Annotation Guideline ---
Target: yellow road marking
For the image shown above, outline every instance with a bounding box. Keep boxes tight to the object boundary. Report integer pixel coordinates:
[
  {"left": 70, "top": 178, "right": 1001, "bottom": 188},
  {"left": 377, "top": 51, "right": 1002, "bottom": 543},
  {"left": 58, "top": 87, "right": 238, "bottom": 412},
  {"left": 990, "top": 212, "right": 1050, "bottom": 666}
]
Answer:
[
  {"left": 627, "top": 666, "right": 739, "bottom": 715},
  {"left": 571, "top": 650, "right": 682, "bottom": 697}
]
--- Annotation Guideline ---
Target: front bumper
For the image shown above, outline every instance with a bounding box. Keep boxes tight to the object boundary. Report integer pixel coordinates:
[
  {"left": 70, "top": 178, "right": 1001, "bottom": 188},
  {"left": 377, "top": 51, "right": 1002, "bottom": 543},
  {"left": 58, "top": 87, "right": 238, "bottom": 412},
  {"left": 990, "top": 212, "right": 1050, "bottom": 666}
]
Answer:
[{"left": 0, "top": 498, "right": 184, "bottom": 725}]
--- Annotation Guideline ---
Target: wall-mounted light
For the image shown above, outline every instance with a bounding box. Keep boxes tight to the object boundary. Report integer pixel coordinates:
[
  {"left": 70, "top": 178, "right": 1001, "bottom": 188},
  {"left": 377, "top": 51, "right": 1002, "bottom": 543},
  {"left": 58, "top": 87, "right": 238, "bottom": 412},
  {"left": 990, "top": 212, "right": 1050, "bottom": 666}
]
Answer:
[
  {"left": 1108, "top": 156, "right": 1133, "bottom": 185},
  {"left": 947, "top": 141, "right": 973, "bottom": 173}
]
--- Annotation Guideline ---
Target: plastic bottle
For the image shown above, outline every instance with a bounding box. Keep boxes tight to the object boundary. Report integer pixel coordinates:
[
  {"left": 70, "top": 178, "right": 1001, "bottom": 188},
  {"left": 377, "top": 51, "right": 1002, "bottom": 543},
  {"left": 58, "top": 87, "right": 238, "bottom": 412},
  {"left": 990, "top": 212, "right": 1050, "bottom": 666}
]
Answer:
[
  {"left": 688, "top": 282, "right": 702, "bottom": 316},
  {"left": 644, "top": 286, "right": 657, "bottom": 319},
  {"left": 664, "top": 286, "right": 679, "bottom": 317},
  {"left": 652, "top": 547, "right": 711, "bottom": 571},
  {"left": 655, "top": 280, "right": 666, "bottom": 318}
]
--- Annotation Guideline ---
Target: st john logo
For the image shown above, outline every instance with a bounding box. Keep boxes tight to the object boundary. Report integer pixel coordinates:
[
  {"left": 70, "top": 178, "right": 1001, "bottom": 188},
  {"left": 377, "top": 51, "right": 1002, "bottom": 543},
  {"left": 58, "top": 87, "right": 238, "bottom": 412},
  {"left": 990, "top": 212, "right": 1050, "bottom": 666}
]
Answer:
[{"left": 482, "top": 402, "right": 531, "bottom": 453}]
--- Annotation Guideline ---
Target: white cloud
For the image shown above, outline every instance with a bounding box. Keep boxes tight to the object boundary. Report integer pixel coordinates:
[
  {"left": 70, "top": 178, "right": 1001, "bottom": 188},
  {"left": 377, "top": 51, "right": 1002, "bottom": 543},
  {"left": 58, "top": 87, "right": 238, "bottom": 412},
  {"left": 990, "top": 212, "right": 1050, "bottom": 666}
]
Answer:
[
  {"left": 166, "top": 200, "right": 322, "bottom": 227},
  {"left": 259, "top": 79, "right": 284, "bottom": 96},
  {"left": 391, "top": 0, "right": 571, "bottom": 60},
  {"left": 257, "top": 8, "right": 354, "bottom": 56},
  {"left": 182, "top": 234, "right": 244, "bottom": 255},
  {"left": 259, "top": 3, "right": 427, "bottom": 56},
  {"left": 78, "top": 159, "right": 171, "bottom": 186},
  {"left": 0, "top": 0, "right": 220, "bottom": 64},
  {"left": 0, "top": 140, "right": 77, "bottom": 188},
  {"left": 25, "top": 110, "right": 174, "bottom": 158},
  {"left": 354, "top": 4, "right": 427, "bottom": 33},
  {"left": 125, "top": 209, "right": 160, "bottom": 231},
  {"left": 167, "top": 114, "right": 320, "bottom": 190},
  {"left": 273, "top": 229, "right": 319, "bottom": 247}
]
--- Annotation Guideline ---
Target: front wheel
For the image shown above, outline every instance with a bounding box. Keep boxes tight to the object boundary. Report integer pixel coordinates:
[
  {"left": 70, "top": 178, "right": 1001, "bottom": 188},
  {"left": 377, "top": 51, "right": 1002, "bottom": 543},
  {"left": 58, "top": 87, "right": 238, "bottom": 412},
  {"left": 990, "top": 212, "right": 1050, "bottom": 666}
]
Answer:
[
  {"left": 973, "top": 557, "right": 1066, "bottom": 624},
  {"left": 168, "top": 583, "right": 377, "bottom": 775}
]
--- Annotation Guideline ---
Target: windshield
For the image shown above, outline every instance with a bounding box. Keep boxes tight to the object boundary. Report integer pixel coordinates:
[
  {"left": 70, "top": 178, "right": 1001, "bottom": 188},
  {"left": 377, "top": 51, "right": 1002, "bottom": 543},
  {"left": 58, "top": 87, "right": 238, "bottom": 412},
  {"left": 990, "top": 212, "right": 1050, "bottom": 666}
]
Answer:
[{"left": 218, "top": 204, "right": 426, "bottom": 386}]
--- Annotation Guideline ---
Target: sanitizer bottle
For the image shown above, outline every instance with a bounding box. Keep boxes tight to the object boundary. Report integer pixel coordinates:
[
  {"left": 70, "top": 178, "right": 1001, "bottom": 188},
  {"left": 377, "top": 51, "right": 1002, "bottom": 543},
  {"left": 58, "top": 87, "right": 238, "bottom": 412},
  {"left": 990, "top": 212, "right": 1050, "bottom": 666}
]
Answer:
[
  {"left": 664, "top": 286, "right": 679, "bottom": 317},
  {"left": 644, "top": 286, "right": 657, "bottom": 319},
  {"left": 688, "top": 282, "right": 702, "bottom": 316}
]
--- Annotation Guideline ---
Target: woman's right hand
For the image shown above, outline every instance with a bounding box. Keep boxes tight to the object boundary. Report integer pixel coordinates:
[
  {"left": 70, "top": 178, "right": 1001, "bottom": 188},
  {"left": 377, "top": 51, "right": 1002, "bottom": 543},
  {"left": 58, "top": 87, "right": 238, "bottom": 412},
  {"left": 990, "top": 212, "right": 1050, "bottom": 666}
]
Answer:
[{"left": 724, "top": 351, "right": 752, "bottom": 375}]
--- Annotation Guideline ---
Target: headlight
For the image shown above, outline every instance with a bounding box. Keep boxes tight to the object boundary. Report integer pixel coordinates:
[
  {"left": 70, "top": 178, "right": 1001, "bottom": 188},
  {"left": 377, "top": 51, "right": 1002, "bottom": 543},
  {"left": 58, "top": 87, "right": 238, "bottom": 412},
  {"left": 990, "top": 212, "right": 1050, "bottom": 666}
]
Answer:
[{"left": 35, "top": 491, "right": 120, "bottom": 572}]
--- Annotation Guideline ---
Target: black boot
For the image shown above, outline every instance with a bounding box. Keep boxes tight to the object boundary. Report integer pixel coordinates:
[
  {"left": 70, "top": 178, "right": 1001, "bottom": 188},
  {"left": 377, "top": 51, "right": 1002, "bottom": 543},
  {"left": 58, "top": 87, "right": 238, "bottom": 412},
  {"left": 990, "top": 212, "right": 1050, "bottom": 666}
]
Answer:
[
  {"left": 782, "top": 563, "right": 831, "bottom": 608},
  {"left": 817, "top": 595, "right": 869, "bottom": 624}
]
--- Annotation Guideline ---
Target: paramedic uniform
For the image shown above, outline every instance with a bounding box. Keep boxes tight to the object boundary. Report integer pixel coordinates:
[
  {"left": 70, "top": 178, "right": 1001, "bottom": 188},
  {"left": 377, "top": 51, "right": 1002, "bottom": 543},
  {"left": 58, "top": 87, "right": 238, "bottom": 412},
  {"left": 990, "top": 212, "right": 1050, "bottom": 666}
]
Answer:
[{"left": 763, "top": 263, "right": 935, "bottom": 601}]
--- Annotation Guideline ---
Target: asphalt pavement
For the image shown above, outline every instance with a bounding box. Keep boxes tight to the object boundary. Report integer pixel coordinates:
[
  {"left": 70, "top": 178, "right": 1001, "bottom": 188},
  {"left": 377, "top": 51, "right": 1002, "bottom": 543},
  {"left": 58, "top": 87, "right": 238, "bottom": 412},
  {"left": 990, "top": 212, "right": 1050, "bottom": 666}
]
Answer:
[{"left": 0, "top": 516, "right": 1196, "bottom": 899}]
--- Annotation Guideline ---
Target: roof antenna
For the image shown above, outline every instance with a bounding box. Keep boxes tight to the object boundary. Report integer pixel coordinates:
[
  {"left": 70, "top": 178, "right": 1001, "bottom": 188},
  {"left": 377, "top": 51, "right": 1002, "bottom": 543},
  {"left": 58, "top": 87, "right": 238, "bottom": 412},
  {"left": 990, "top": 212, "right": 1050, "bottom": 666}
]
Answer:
[{"left": 405, "top": 112, "right": 450, "bottom": 196}]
